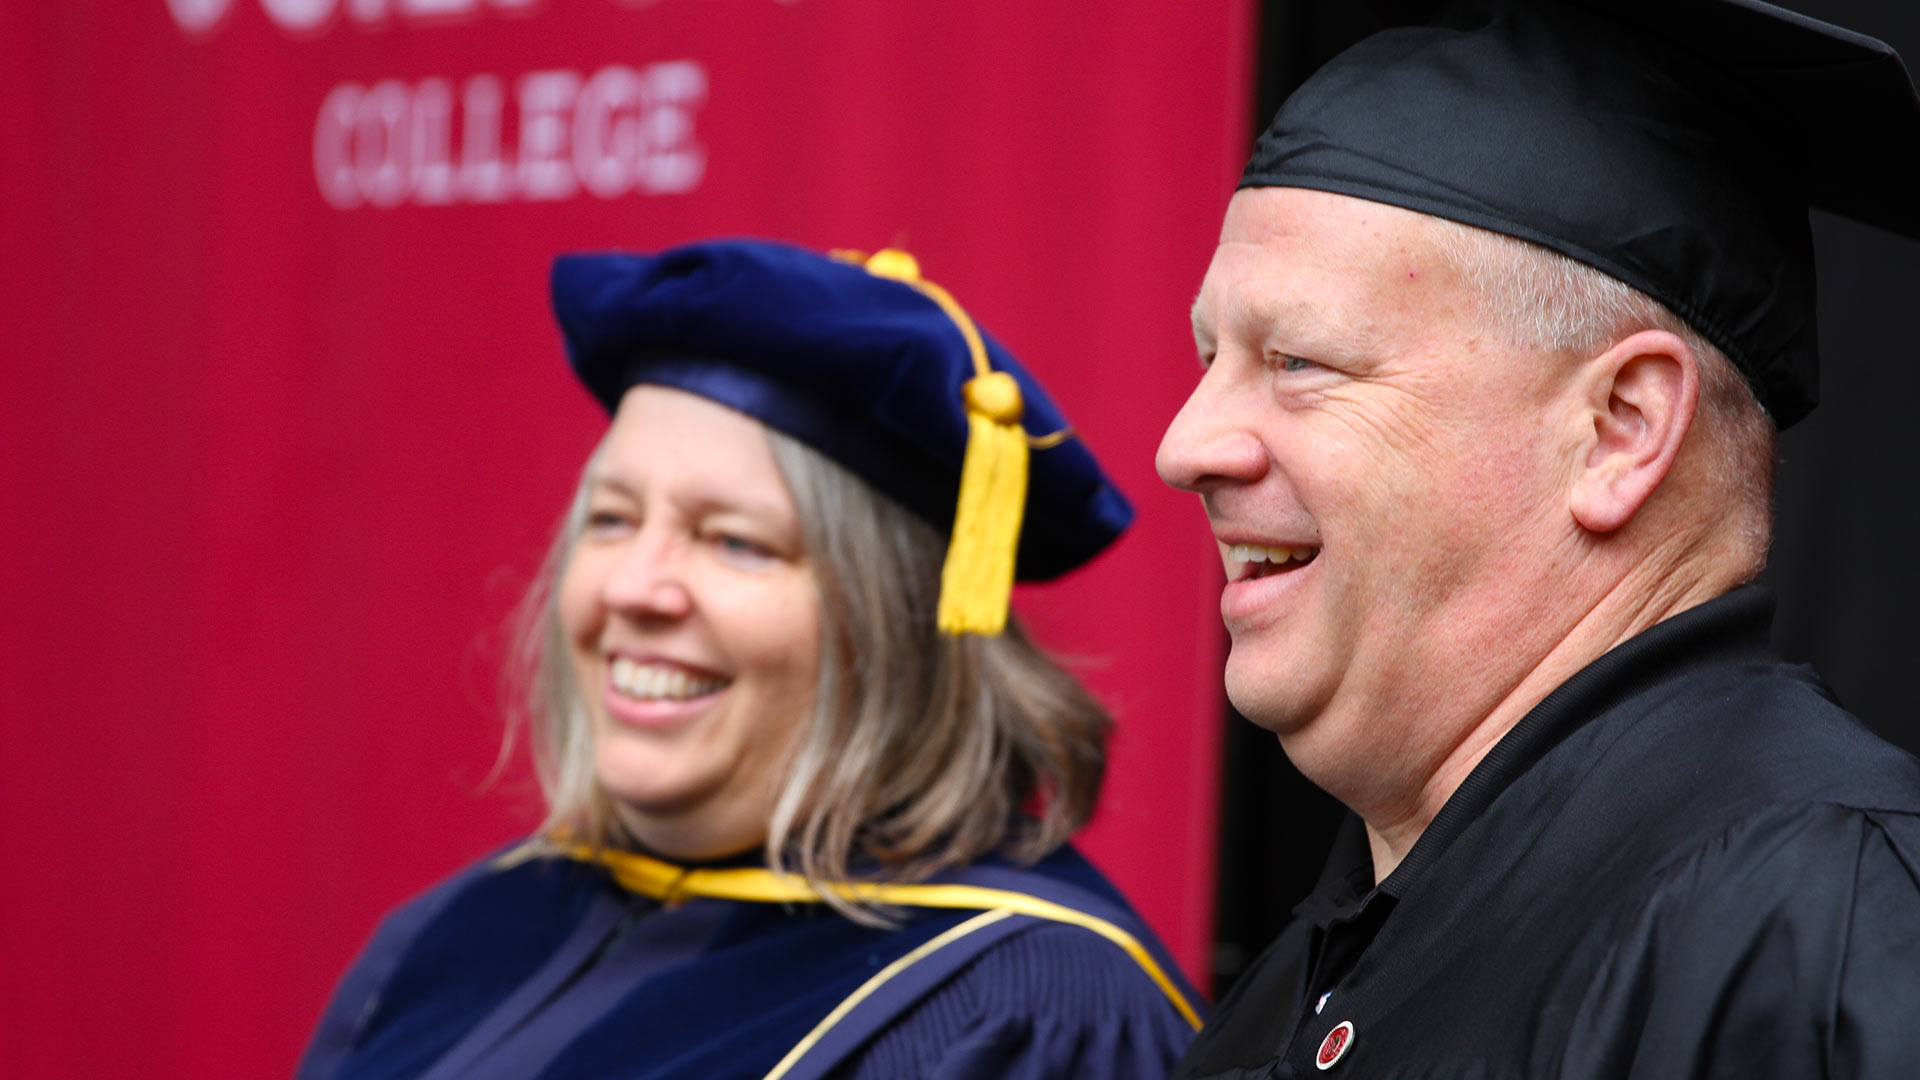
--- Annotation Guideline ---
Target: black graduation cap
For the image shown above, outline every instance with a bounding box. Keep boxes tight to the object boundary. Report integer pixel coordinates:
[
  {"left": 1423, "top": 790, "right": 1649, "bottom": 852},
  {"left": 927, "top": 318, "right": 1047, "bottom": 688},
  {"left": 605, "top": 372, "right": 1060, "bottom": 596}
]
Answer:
[{"left": 1242, "top": 0, "right": 1920, "bottom": 427}]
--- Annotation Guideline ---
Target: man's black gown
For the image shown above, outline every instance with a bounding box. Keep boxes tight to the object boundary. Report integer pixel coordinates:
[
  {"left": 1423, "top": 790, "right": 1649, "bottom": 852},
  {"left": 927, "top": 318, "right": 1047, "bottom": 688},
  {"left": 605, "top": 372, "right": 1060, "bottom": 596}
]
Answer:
[{"left": 1177, "top": 587, "right": 1920, "bottom": 1079}]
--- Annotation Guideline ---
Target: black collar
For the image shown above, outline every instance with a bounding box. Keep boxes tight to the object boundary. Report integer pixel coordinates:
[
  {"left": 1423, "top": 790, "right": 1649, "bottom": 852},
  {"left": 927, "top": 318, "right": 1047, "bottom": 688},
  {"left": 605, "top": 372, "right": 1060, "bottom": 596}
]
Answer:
[{"left": 1294, "top": 585, "right": 1779, "bottom": 923}]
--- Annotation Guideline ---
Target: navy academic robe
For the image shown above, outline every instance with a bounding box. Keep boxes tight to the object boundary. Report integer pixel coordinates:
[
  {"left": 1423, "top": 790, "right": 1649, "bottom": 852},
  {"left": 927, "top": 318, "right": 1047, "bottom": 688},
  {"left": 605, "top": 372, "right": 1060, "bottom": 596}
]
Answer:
[
  {"left": 300, "top": 843, "right": 1199, "bottom": 1079},
  {"left": 1175, "top": 586, "right": 1920, "bottom": 1079}
]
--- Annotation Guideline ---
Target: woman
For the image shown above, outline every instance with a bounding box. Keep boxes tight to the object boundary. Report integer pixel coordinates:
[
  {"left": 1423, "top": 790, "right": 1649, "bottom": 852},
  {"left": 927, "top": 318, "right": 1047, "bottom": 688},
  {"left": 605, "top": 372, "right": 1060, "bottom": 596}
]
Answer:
[{"left": 299, "top": 240, "right": 1201, "bottom": 1080}]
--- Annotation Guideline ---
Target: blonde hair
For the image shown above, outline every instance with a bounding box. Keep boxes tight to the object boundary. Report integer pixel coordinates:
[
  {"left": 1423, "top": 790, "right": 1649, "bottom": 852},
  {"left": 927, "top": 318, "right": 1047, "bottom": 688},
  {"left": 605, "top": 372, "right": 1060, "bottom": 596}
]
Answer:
[
  {"left": 506, "top": 420, "right": 1111, "bottom": 922},
  {"left": 1429, "top": 219, "right": 1777, "bottom": 570}
]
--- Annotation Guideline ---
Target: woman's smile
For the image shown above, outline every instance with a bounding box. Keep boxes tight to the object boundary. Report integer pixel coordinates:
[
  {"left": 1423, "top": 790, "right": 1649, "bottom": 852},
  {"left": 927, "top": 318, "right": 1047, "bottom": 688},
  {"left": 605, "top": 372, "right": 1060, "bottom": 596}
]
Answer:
[{"left": 602, "top": 655, "right": 730, "bottom": 727}]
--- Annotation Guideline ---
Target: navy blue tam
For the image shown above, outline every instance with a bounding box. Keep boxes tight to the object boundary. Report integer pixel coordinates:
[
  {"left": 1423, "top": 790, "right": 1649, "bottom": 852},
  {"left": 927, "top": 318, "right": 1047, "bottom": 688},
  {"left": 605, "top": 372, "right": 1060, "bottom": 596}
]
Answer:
[
  {"left": 549, "top": 239, "right": 1133, "bottom": 584},
  {"left": 1243, "top": 0, "right": 1920, "bottom": 428}
]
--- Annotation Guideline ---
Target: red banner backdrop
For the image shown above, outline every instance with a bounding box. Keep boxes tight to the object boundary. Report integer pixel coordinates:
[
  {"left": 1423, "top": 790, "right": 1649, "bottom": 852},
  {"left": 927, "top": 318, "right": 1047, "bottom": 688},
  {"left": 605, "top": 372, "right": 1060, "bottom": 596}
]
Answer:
[{"left": 1, "top": 2, "right": 1252, "bottom": 1075}]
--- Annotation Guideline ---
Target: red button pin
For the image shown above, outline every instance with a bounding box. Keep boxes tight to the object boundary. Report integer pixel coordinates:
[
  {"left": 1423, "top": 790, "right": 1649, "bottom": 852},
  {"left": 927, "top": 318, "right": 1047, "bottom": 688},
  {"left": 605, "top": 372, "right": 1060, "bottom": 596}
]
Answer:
[{"left": 1316, "top": 1020, "right": 1354, "bottom": 1070}]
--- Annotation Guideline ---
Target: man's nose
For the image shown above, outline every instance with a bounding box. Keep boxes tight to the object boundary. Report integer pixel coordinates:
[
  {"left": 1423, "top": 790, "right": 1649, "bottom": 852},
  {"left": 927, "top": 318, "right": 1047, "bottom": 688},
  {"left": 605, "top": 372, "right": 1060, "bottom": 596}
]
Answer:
[
  {"left": 1156, "top": 363, "right": 1269, "bottom": 493},
  {"left": 601, "top": 531, "right": 695, "bottom": 621}
]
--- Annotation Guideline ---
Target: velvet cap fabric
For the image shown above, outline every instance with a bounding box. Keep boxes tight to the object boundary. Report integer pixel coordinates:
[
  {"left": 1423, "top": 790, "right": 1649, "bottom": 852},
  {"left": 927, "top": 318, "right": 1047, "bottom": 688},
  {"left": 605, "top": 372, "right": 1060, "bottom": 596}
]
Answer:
[
  {"left": 549, "top": 239, "right": 1132, "bottom": 581},
  {"left": 1242, "top": 0, "right": 1920, "bottom": 428}
]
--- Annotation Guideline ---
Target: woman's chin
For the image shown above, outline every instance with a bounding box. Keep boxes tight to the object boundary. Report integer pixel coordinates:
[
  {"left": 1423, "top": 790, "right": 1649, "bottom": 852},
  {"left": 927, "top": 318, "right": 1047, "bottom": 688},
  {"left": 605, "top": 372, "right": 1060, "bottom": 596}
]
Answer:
[{"left": 603, "top": 790, "right": 768, "bottom": 862}]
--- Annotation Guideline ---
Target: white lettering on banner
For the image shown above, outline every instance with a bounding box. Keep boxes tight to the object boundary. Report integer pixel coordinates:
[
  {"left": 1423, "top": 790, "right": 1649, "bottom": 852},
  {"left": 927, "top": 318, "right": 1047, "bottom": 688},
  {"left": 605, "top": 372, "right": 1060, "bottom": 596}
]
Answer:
[
  {"left": 171, "top": 0, "right": 764, "bottom": 38},
  {"left": 410, "top": 79, "right": 458, "bottom": 204},
  {"left": 459, "top": 75, "right": 513, "bottom": 203},
  {"left": 574, "top": 66, "right": 648, "bottom": 198},
  {"left": 254, "top": 0, "right": 537, "bottom": 33},
  {"left": 517, "top": 70, "right": 581, "bottom": 200},
  {"left": 167, "top": 0, "right": 235, "bottom": 34},
  {"left": 260, "top": 0, "right": 335, "bottom": 32},
  {"left": 357, "top": 80, "right": 412, "bottom": 206},
  {"left": 340, "top": 0, "right": 541, "bottom": 24},
  {"left": 312, "top": 63, "right": 708, "bottom": 210}
]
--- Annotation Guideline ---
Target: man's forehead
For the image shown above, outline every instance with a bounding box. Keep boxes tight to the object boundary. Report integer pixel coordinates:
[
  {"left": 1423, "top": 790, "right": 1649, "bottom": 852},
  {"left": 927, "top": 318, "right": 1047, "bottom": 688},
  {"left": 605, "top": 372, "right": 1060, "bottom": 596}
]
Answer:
[
  {"left": 1193, "top": 189, "right": 1459, "bottom": 338},
  {"left": 1218, "top": 186, "right": 1439, "bottom": 248}
]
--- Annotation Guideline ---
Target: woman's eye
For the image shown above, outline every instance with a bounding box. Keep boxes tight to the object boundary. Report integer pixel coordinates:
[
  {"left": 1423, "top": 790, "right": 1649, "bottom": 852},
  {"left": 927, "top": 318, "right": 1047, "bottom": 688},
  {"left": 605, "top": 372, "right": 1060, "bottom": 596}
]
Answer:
[
  {"left": 585, "top": 510, "right": 634, "bottom": 533},
  {"left": 713, "top": 534, "right": 776, "bottom": 562}
]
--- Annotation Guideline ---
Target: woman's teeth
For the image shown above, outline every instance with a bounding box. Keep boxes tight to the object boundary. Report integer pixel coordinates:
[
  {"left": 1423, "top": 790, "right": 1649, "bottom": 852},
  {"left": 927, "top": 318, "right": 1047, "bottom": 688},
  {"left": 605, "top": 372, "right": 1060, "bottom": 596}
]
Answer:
[
  {"left": 610, "top": 657, "right": 727, "bottom": 702},
  {"left": 1228, "top": 543, "right": 1317, "bottom": 568}
]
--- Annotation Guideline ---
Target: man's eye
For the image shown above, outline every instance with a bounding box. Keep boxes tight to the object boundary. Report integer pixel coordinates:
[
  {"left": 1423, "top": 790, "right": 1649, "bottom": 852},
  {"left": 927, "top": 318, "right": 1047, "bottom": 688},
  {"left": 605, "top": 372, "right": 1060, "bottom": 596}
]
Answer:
[{"left": 1273, "top": 353, "right": 1317, "bottom": 373}]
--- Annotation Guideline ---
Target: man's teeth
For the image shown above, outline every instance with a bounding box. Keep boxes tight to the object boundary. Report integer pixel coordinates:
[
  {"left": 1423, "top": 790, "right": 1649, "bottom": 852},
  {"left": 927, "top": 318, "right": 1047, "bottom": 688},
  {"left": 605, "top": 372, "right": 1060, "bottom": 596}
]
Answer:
[
  {"left": 1228, "top": 543, "right": 1317, "bottom": 565},
  {"left": 610, "top": 657, "right": 727, "bottom": 702}
]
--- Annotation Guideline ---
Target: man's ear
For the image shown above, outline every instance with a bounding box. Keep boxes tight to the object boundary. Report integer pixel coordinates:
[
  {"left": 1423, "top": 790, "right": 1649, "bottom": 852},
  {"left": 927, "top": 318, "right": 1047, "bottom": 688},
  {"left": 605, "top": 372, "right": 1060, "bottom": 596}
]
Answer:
[{"left": 1567, "top": 329, "right": 1699, "bottom": 534}]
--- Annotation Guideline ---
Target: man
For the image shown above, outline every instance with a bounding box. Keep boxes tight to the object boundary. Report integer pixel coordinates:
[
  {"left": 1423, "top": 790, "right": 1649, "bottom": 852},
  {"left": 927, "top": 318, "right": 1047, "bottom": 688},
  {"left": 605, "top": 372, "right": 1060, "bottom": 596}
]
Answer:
[{"left": 1159, "top": 1, "right": 1920, "bottom": 1077}]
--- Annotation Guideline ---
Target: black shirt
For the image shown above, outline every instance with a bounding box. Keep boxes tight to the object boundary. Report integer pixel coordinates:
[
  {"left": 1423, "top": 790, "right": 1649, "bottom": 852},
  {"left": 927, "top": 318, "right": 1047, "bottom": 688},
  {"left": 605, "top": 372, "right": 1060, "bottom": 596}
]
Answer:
[{"left": 1176, "top": 587, "right": 1920, "bottom": 1079}]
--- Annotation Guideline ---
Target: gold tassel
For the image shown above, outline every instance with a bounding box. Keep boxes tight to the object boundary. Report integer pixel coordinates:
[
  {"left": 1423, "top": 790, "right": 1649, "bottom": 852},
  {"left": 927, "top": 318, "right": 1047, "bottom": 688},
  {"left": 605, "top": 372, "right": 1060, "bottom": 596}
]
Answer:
[
  {"left": 938, "top": 373, "right": 1028, "bottom": 634},
  {"left": 844, "top": 247, "right": 1048, "bottom": 636}
]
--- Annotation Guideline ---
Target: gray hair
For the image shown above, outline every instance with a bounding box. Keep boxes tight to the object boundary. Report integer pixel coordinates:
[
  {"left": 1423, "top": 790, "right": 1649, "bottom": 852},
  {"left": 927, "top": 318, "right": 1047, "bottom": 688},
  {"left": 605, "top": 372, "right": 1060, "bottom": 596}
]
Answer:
[
  {"left": 1429, "top": 219, "right": 1776, "bottom": 571},
  {"left": 505, "top": 421, "right": 1111, "bottom": 923}
]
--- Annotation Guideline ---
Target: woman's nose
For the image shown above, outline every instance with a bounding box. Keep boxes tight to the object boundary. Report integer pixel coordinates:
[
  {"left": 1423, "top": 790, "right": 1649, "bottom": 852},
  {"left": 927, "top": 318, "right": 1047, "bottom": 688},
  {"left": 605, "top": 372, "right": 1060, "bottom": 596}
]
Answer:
[
  {"left": 1156, "top": 364, "right": 1270, "bottom": 493},
  {"left": 599, "top": 532, "right": 695, "bottom": 621}
]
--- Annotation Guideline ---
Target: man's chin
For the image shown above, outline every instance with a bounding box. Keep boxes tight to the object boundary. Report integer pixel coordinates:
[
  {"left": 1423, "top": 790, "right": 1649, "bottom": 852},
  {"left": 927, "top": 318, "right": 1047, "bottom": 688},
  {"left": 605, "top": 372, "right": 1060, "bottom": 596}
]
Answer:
[{"left": 1223, "top": 669, "right": 1321, "bottom": 737}]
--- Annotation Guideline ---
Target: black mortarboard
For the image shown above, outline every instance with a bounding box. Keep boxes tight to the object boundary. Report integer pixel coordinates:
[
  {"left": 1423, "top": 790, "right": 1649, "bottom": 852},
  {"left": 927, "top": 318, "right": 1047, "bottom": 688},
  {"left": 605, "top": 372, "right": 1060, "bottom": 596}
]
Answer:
[
  {"left": 550, "top": 240, "right": 1134, "bottom": 634},
  {"left": 1242, "top": 0, "right": 1920, "bottom": 427}
]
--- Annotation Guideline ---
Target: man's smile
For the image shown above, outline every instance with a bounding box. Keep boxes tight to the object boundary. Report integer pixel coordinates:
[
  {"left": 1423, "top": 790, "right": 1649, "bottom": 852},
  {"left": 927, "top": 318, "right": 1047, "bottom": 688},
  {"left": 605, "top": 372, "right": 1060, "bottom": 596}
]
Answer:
[{"left": 1225, "top": 542, "right": 1319, "bottom": 582}]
